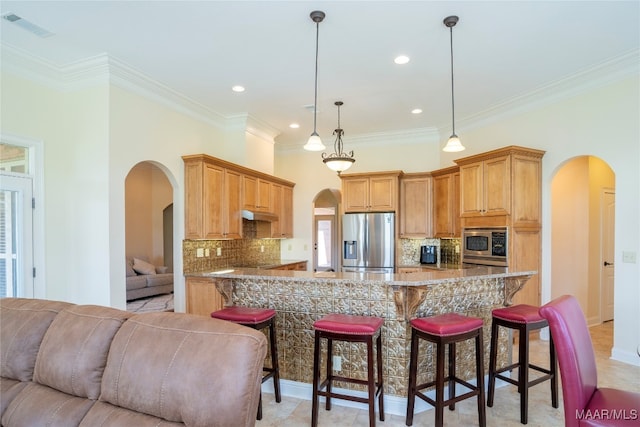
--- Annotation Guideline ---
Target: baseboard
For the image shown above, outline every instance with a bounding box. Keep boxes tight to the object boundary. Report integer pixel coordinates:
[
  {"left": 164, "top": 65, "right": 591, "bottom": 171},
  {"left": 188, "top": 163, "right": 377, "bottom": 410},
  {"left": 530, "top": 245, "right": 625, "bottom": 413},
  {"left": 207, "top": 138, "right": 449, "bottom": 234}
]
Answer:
[
  {"left": 611, "top": 347, "right": 640, "bottom": 366},
  {"left": 261, "top": 375, "right": 509, "bottom": 417}
]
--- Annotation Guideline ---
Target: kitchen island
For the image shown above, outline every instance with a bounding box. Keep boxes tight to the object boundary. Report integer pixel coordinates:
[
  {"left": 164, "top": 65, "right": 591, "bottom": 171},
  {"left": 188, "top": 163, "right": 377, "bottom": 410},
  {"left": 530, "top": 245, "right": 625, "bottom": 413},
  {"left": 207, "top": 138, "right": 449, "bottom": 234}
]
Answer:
[{"left": 185, "top": 266, "right": 534, "bottom": 400}]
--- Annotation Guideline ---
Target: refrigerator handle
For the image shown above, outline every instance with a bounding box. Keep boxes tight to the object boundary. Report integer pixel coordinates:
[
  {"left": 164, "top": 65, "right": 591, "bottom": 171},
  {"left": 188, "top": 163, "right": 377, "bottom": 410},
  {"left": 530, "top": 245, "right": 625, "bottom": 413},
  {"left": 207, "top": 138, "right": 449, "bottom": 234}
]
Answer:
[{"left": 363, "top": 217, "right": 368, "bottom": 263}]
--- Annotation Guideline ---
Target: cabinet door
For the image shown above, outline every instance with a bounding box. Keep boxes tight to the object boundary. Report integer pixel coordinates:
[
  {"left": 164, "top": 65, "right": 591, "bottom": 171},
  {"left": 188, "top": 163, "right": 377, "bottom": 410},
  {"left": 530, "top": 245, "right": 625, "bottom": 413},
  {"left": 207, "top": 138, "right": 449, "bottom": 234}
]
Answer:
[
  {"left": 281, "top": 186, "right": 294, "bottom": 238},
  {"left": 511, "top": 154, "right": 541, "bottom": 226},
  {"left": 400, "top": 177, "right": 432, "bottom": 238},
  {"left": 452, "top": 172, "right": 461, "bottom": 236},
  {"left": 270, "top": 183, "right": 283, "bottom": 237},
  {"left": 184, "top": 161, "right": 203, "bottom": 239},
  {"left": 224, "top": 169, "right": 243, "bottom": 239},
  {"left": 433, "top": 174, "right": 453, "bottom": 237},
  {"left": 459, "top": 162, "right": 483, "bottom": 216},
  {"left": 484, "top": 155, "right": 510, "bottom": 216},
  {"left": 203, "top": 163, "right": 225, "bottom": 239},
  {"left": 257, "top": 180, "right": 272, "bottom": 212},
  {"left": 186, "top": 277, "right": 223, "bottom": 316},
  {"left": 242, "top": 175, "right": 258, "bottom": 210},
  {"left": 369, "top": 176, "right": 397, "bottom": 211},
  {"left": 343, "top": 178, "right": 369, "bottom": 212}
]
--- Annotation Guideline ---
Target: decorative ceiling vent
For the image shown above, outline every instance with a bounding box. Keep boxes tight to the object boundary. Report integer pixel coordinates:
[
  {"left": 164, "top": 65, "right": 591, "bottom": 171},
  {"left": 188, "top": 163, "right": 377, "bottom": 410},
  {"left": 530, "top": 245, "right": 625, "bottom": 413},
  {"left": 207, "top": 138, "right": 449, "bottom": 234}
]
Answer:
[{"left": 1, "top": 12, "right": 55, "bottom": 38}]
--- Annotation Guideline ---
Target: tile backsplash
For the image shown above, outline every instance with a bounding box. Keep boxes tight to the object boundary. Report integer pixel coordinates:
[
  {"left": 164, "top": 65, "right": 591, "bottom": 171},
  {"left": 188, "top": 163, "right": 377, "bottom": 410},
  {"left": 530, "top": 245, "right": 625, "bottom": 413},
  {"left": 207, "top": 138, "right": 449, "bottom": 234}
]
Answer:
[
  {"left": 398, "top": 237, "right": 461, "bottom": 266},
  {"left": 183, "top": 220, "right": 281, "bottom": 273}
]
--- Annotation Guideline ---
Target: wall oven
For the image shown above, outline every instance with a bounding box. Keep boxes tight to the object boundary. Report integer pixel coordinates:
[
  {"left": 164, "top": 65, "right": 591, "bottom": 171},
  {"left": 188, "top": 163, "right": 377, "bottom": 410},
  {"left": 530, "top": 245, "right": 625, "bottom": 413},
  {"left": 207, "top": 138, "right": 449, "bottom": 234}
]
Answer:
[{"left": 462, "top": 227, "right": 508, "bottom": 267}]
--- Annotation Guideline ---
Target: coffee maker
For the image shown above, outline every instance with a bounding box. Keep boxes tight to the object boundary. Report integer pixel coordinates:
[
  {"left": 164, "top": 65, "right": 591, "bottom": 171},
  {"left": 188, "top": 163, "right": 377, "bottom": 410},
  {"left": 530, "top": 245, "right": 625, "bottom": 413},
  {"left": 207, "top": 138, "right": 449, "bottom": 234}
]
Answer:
[{"left": 420, "top": 245, "right": 437, "bottom": 264}]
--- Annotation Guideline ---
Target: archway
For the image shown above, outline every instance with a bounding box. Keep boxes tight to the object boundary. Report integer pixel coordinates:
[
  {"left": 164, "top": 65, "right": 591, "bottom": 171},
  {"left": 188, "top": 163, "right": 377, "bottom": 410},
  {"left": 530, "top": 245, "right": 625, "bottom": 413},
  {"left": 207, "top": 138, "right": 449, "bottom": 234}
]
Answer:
[
  {"left": 312, "top": 189, "right": 341, "bottom": 272},
  {"left": 550, "top": 155, "right": 615, "bottom": 326},
  {"left": 124, "top": 161, "right": 175, "bottom": 307}
]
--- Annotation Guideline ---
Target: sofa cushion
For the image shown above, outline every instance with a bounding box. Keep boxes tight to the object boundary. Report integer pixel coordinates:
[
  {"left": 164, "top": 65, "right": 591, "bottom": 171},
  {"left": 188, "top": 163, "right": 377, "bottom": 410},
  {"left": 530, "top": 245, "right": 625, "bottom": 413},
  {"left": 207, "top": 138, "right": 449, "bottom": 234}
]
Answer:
[
  {"left": 34, "top": 305, "right": 131, "bottom": 399},
  {"left": 132, "top": 258, "right": 156, "bottom": 275},
  {"left": 126, "top": 275, "right": 147, "bottom": 291},
  {"left": 156, "top": 265, "right": 169, "bottom": 274},
  {"left": 1, "top": 382, "right": 94, "bottom": 427},
  {"left": 80, "top": 401, "right": 184, "bottom": 426},
  {"left": 99, "top": 312, "right": 267, "bottom": 427},
  {"left": 145, "top": 273, "right": 173, "bottom": 287},
  {"left": 0, "top": 378, "right": 27, "bottom": 417},
  {"left": 125, "top": 261, "right": 137, "bottom": 277},
  {"left": 0, "top": 298, "right": 73, "bottom": 381}
]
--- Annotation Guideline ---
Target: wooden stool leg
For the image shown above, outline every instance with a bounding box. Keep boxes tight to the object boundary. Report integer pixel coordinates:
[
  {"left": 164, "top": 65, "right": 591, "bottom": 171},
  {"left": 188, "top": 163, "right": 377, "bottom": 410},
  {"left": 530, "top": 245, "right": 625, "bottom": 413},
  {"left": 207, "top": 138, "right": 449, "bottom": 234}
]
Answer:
[
  {"left": 448, "top": 341, "right": 456, "bottom": 410},
  {"left": 476, "top": 330, "right": 486, "bottom": 427},
  {"left": 405, "top": 328, "right": 419, "bottom": 426},
  {"left": 268, "top": 320, "right": 281, "bottom": 403},
  {"left": 487, "top": 319, "right": 499, "bottom": 407},
  {"left": 435, "top": 338, "right": 445, "bottom": 427},
  {"left": 550, "top": 334, "right": 559, "bottom": 408},
  {"left": 376, "top": 333, "right": 385, "bottom": 421},
  {"left": 366, "top": 335, "right": 376, "bottom": 427},
  {"left": 326, "top": 337, "right": 333, "bottom": 410},
  {"left": 519, "top": 326, "right": 529, "bottom": 424},
  {"left": 311, "top": 331, "right": 321, "bottom": 427}
]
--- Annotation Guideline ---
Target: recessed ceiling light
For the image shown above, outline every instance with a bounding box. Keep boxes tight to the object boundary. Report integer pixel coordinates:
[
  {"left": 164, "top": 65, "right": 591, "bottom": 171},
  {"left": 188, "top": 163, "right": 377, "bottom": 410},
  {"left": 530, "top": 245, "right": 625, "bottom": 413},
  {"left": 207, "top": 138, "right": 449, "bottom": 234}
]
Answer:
[
  {"left": 394, "top": 55, "right": 410, "bottom": 65},
  {"left": 289, "top": 123, "right": 300, "bottom": 129},
  {"left": 411, "top": 108, "right": 423, "bottom": 114},
  {"left": 231, "top": 85, "right": 245, "bottom": 93}
]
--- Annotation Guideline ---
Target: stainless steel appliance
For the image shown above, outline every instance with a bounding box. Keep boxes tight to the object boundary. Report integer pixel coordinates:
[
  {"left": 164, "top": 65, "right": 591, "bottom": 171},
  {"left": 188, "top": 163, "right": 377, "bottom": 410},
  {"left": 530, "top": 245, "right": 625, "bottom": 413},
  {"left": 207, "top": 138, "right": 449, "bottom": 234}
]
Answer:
[
  {"left": 462, "top": 227, "right": 508, "bottom": 267},
  {"left": 420, "top": 245, "right": 437, "bottom": 264},
  {"left": 342, "top": 212, "right": 395, "bottom": 274}
]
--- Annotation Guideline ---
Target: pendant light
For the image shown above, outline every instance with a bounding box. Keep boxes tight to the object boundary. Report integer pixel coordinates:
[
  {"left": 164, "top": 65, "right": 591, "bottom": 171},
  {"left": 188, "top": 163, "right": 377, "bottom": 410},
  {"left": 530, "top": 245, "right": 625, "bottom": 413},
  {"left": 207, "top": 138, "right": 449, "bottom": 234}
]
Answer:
[
  {"left": 303, "top": 10, "right": 326, "bottom": 151},
  {"left": 322, "top": 101, "right": 355, "bottom": 174},
  {"left": 442, "top": 15, "right": 465, "bottom": 153}
]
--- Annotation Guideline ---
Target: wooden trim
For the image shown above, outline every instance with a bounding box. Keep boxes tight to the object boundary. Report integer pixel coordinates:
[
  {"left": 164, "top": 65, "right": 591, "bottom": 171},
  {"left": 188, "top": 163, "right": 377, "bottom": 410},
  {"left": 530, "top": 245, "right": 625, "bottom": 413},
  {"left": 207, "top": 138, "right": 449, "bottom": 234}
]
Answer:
[{"left": 453, "top": 146, "right": 545, "bottom": 166}]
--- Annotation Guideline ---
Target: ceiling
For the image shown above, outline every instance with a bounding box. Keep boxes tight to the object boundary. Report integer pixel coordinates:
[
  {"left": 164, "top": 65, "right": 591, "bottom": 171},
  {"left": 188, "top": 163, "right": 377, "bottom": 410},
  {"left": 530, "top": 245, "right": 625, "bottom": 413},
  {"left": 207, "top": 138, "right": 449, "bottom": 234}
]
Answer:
[{"left": 1, "top": 1, "right": 638, "bottom": 149}]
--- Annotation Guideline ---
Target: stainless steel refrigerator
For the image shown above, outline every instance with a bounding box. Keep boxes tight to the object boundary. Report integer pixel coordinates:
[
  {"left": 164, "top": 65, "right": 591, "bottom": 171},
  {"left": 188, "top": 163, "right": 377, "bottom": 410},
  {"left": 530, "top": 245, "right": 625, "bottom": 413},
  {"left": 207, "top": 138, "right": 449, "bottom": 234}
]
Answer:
[{"left": 342, "top": 212, "right": 395, "bottom": 273}]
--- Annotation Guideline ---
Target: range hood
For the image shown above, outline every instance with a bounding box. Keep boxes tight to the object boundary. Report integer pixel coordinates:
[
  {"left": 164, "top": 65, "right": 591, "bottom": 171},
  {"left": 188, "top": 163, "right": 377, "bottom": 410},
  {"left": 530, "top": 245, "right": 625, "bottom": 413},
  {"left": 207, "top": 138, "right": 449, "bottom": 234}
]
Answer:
[{"left": 242, "top": 209, "right": 278, "bottom": 223}]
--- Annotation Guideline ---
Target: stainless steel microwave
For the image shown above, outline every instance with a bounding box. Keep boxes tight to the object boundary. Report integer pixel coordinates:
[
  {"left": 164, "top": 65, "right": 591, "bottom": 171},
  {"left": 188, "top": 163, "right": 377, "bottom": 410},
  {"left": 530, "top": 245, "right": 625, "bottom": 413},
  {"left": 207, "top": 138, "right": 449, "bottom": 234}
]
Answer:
[{"left": 462, "top": 227, "right": 508, "bottom": 267}]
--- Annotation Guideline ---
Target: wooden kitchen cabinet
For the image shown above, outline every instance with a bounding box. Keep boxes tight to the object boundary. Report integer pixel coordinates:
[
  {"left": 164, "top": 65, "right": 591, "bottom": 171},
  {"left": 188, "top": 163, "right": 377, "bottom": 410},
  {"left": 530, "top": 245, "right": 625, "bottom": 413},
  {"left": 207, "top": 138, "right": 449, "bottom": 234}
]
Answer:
[
  {"left": 341, "top": 171, "right": 402, "bottom": 212},
  {"left": 400, "top": 173, "right": 433, "bottom": 238},
  {"left": 243, "top": 175, "right": 272, "bottom": 212},
  {"left": 431, "top": 166, "right": 460, "bottom": 237},
  {"left": 455, "top": 146, "right": 545, "bottom": 306},
  {"left": 458, "top": 154, "right": 510, "bottom": 218},
  {"left": 183, "top": 154, "right": 296, "bottom": 240},
  {"left": 186, "top": 277, "right": 223, "bottom": 316},
  {"left": 270, "top": 183, "right": 294, "bottom": 238},
  {"left": 183, "top": 158, "right": 242, "bottom": 239}
]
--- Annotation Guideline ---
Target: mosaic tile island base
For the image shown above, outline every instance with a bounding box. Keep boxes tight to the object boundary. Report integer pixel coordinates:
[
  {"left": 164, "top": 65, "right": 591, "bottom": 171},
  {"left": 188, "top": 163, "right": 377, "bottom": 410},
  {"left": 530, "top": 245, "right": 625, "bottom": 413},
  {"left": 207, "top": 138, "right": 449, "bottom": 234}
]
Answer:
[{"left": 185, "top": 267, "right": 535, "bottom": 397}]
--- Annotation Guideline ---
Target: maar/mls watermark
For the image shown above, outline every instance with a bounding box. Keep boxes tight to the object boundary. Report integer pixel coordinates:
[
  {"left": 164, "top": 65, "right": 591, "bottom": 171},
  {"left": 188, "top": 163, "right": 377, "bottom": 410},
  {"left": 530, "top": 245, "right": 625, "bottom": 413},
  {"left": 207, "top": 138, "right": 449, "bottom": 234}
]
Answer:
[{"left": 576, "top": 409, "right": 638, "bottom": 421}]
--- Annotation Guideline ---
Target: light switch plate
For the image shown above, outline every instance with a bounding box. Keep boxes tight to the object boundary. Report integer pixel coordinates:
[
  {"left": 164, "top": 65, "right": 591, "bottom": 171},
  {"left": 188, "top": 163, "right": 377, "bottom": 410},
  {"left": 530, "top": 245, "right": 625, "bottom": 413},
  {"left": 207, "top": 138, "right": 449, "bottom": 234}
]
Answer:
[
  {"left": 196, "top": 248, "right": 204, "bottom": 258},
  {"left": 622, "top": 251, "right": 636, "bottom": 263}
]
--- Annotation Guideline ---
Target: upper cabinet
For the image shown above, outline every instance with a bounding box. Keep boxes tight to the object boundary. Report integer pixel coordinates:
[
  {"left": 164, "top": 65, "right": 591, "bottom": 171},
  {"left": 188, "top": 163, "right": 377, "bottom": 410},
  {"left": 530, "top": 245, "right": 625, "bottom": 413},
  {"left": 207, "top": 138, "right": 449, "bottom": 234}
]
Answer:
[
  {"left": 183, "top": 154, "right": 295, "bottom": 240},
  {"left": 270, "top": 184, "right": 294, "bottom": 238},
  {"left": 341, "top": 171, "right": 402, "bottom": 213},
  {"left": 243, "top": 176, "right": 272, "bottom": 212},
  {"left": 431, "top": 166, "right": 460, "bottom": 238},
  {"left": 183, "top": 158, "right": 242, "bottom": 239},
  {"left": 455, "top": 146, "right": 544, "bottom": 226},
  {"left": 399, "top": 173, "right": 433, "bottom": 238}
]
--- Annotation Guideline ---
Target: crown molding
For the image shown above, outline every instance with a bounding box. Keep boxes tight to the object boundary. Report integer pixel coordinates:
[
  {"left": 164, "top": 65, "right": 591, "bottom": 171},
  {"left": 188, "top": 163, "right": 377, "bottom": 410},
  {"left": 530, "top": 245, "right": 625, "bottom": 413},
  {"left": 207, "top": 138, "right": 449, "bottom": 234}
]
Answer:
[
  {"left": 226, "top": 113, "right": 279, "bottom": 143},
  {"left": 451, "top": 48, "right": 640, "bottom": 135},
  {"left": 1, "top": 42, "right": 226, "bottom": 129}
]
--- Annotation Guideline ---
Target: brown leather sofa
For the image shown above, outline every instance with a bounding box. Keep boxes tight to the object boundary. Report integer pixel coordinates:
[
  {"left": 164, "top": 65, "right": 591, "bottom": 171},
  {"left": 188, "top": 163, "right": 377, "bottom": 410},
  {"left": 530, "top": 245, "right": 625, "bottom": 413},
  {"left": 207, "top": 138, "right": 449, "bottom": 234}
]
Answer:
[{"left": 0, "top": 298, "right": 267, "bottom": 427}]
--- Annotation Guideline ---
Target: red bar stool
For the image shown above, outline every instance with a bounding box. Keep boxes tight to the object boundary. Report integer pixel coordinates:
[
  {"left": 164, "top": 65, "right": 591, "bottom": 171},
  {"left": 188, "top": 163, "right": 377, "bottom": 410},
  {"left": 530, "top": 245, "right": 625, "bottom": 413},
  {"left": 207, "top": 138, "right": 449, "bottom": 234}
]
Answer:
[
  {"left": 211, "top": 306, "right": 281, "bottom": 420},
  {"left": 487, "top": 304, "right": 558, "bottom": 424},
  {"left": 406, "top": 313, "right": 486, "bottom": 427},
  {"left": 311, "top": 313, "right": 385, "bottom": 427}
]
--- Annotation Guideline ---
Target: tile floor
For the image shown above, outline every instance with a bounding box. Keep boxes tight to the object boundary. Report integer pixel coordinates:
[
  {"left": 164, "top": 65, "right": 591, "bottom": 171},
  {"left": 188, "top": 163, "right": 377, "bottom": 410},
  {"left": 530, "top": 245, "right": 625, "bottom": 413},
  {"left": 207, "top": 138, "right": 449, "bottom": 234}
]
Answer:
[
  {"left": 126, "top": 293, "right": 174, "bottom": 313},
  {"left": 256, "top": 321, "right": 640, "bottom": 426}
]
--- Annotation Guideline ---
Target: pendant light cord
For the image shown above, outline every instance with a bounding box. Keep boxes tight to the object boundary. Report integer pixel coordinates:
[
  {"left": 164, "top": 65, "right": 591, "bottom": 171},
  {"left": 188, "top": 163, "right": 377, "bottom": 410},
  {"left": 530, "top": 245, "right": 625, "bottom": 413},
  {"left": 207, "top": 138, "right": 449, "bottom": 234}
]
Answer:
[
  {"left": 313, "top": 20, "right": 320, "bottom": 133},
  {"left": 449, "top": 25, "right": 456, "bottom": 136}
]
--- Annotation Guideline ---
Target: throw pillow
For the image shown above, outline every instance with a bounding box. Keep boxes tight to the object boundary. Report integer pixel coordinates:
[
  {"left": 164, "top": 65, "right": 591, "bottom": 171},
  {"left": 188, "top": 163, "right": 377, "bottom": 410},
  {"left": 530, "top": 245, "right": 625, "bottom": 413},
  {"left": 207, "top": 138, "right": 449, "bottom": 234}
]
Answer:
[
  {"left": 132, "top": 258, "right": 156, "bottom": 275},
  {"left": 156, "top": 266, "right": 169, "bottom": 274}
]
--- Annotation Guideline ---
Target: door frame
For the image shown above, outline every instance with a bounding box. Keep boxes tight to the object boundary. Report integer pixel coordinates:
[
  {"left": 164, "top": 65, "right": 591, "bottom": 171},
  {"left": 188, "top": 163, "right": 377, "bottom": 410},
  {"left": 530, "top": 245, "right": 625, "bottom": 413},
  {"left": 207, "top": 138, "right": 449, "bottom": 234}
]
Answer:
[{"left": 1, "top": 133, "right": 45, "bottom": 298}]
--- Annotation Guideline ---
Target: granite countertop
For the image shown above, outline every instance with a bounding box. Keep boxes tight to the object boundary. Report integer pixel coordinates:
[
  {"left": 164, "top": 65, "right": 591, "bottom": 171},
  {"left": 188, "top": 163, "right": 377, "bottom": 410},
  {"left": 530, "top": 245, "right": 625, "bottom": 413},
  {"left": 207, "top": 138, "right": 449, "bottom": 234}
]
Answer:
[
  {"left": 230, "top": 259, "right": 306, "bottom": 269},
  {"left": 186, "top": 265, "right": 536, "bottom": 286}
]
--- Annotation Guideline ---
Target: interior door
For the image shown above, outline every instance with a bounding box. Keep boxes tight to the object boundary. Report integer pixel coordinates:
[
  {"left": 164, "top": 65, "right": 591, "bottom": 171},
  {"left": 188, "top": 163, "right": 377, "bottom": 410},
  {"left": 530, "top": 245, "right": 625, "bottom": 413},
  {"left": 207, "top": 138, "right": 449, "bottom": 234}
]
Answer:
[
  {"left": 601, "top": 190, "right": 615, "bottom": 321},
  {"left": 314, "top": 215, "right": 336, "bottom": 272},
  {"left": 0, "top": 174, "right": 34, "bottom": 298}
]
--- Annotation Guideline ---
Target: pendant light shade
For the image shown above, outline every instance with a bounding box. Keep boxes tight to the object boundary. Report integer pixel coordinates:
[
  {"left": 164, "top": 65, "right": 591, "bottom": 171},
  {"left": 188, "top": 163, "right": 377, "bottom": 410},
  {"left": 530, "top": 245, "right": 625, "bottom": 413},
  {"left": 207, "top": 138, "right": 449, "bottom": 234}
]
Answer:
[
  {"left": 304, "top": 10, "right": 326, "bottom": 152},
  {"left": 442, "top": 15, "right": 465, "bottom": 153},
  {"left": 322, "top": 101, "right": 355, "bottom": 174}
]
